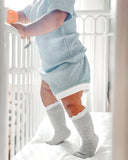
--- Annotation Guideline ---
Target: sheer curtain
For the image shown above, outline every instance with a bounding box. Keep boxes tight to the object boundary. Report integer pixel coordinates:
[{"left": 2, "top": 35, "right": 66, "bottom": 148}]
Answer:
[{"left": 75, "top": 0, "right": 111, "bottom": 112}]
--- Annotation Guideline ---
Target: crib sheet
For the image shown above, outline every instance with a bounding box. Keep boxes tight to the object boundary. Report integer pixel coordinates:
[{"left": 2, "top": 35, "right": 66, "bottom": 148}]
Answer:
[{"left": 12, "top": 112, "right": 112, "bottom": 160}]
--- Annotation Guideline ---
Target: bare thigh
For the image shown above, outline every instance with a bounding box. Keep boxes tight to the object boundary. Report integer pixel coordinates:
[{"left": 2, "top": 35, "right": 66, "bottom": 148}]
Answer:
[
  {"left": 40, "top": 80, "right": 57, "bottom": 107},
  {"left": 40, "top": 80, "right": 85, "bottom": 116}
]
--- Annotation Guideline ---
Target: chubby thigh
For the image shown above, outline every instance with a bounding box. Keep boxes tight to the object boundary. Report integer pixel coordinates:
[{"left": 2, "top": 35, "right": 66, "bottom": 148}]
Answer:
[{"left": 40, "top": 80, "right": 85, "bottom": 117}]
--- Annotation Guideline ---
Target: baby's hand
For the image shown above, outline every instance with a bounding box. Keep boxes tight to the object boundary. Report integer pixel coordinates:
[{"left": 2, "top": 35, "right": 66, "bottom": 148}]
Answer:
[
  {"left": 11, "top": 23, "right": 26, "bottom": 39},
  {"left": 7, "top": 9, "right": 18, "bottom": 24}
]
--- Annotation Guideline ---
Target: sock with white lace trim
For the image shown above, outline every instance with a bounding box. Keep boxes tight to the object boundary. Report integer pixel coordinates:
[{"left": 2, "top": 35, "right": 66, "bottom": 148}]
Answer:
[
  {"left": 70, "top": 108, "right": 99, "bottom": 159},
  {"left": 46, "top": 101, "right": 71, "bottom": 145}
]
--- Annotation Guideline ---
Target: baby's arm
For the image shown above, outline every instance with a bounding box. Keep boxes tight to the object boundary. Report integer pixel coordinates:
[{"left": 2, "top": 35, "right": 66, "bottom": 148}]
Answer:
[
  {"left": 11, "top": 10, "right": 67, "bottom": 38},
  {"left": 25, "top": 10, "right": 67, "bottom": 36}
]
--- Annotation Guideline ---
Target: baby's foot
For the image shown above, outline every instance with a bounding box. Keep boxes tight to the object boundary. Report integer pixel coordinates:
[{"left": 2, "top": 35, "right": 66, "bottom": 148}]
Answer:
[
  {"left": 73, "top": 134, "right": 99, "bottom": 159},
  {"left": 46, "top": 128, "right": 71, "bottom": 145}
]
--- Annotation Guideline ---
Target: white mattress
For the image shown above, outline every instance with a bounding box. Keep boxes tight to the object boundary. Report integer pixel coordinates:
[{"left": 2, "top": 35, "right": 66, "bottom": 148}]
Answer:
[{"left": 12, "top": 112, "right": 112, "bottom": 160}]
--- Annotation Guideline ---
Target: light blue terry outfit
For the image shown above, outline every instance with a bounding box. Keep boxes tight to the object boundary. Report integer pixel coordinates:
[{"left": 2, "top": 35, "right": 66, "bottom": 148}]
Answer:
[{"left": 23, "top": 0, "right": 90, "bottom": 99}]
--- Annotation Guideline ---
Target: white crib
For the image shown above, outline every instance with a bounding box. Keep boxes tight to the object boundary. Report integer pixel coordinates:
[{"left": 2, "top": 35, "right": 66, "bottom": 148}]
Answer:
[{"left": 4, "top": 9, "right": 112, "bottom": 160}]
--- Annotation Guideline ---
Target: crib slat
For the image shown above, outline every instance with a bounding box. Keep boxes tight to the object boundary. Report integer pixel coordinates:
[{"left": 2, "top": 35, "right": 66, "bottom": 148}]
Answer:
[
  {"left": 5, "top": 30, "right": 10, "bottom": 160},
  {"left": 15, "top": 36, "right": 21, "bottom": 152},
  {"left": 21, "top": 40, "right": 26, "bottom": 148},
  {"left": 10, "top": 34, "right": 16, "bottom": 159}
]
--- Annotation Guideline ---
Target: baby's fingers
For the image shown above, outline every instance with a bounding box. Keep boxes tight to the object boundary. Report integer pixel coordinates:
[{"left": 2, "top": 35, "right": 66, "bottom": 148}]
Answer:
[
  {"left": 11, "top": 23, "right": 21, "bottom": 30},
  {"left": 11, "top": 23, "right": 26, "bottom": 39}
]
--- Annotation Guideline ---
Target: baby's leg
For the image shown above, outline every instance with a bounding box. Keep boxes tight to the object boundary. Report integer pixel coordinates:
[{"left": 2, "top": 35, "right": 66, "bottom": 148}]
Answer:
[
  {"left": 61, "top": 91, "right": 98, "bottom": 159},
  {"left": 40, "top": 80, "right": 71, "bottom": 145}
]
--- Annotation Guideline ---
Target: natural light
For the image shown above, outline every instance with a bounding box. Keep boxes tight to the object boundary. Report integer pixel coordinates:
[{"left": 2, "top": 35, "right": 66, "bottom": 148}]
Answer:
[
  {"left": 5, "top": 0, "right": 33, "bottom": 10},
  {"left": 5, "top": 0, "right": 83, "bottom": 11},
  {"left": 1, "top": 1, "right": 128, "bottom": 160}
]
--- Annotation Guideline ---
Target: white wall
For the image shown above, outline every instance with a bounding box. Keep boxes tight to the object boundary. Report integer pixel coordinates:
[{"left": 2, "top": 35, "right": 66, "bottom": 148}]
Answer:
[
  {"left": 5, "top": 0, "right": 111, "bottom": 11},
  {"left": 75, "top": 0, "right": 110, "bottom": 10}
]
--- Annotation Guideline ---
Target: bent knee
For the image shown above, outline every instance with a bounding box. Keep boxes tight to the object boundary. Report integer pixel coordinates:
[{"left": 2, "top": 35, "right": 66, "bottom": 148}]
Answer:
[
  {"left": 62, "top": 97, "right": 82, "bottom": 109},
  {"left": 63, "top": 102, "right": 79, "bottom": 110},
  {"left": 62, "top": 102, "right": 85, "bottom": 117}
]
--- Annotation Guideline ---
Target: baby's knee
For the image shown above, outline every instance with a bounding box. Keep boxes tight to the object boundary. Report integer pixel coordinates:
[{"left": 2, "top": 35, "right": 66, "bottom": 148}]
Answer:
[
  {"left": 63, "top": 102, "right": 78, "bottom": 110},
  {"left": 61, "top": 97, "right": 82, "bottom": 110}
]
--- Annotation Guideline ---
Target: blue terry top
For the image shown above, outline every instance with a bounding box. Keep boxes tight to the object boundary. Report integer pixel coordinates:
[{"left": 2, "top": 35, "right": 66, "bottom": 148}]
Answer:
[{"left": 23, "top": 0, "right": 86, "bottom": 73}]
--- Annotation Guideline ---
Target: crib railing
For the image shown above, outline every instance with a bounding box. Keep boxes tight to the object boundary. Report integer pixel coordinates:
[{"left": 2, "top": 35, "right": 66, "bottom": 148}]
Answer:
[
  {"left": 76, "top": 10, "right": 112, "bottom": 111},
  {"left": 5, "top": 25, "right": 45, "bottom": 160},
  {"left": 5, "top": 10, "right": 112, "bottom": 159}
]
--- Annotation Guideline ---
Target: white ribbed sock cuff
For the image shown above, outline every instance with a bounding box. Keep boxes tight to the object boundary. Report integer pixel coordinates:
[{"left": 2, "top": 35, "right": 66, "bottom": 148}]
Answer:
[
  {"left": 70, "top": 108, "right": 88, "bottom": 121},
  {"left": 46, "top": 101, "right": 60, "bottom": 111}
]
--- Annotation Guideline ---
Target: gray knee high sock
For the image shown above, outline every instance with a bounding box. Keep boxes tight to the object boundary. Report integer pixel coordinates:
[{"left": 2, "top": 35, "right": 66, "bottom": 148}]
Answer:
[
  {"left": 46, "top": 101, "right": 71, "bottom": 145},
  {"left": 71, "top": 108, "right": 99, "bottom": 159}
]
